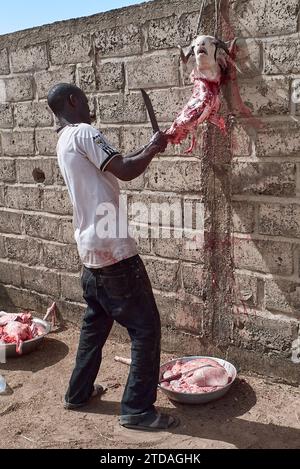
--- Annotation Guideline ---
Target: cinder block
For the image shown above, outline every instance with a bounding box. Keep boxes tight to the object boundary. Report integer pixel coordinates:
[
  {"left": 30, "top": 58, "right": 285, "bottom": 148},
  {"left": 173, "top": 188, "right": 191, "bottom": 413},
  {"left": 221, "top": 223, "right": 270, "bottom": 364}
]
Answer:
[
  {"left": 238, "top": 77, "right": 289, "bottom": 115},
  {"left": 119, "top": 176, "right": 145, "bottom": 191},
  {"left": 0, "top": 210, "right": 22, "bottom": 234},
  {"left": 182, "top": 263, "right": 207, "bottom": 297},
  {"left": 234, "top": 237, "right": 294, "bottom": 276},
  {"left": 154, "top": 290, "right": 204, "bottom": 333},
  {"left": 233, "top": 310, "right": 299, "bottom": 355},
  {"left": 96, "top": 61, "right": 124, "bottom": 92},
  {"left": 16, "top": 158, "right": 53, "bottom": 184},
  {"left": 147, "top": 87, "right": 192, "bottom": 122},
  {"left": 5, "top": 236, "right": 42, "bottom": 266},
  {"left": 50, "top": 34, "right": 91, "bottom": 65},
  {"left": 16, "top": 158, "right": 54, "bottom": 185},
  {"left": 142, "top": 255, "right": 179, "bottom": 292},
  {"left": 11, "top": 44, "right": 49, "bottom": 72},
  {"left": 42, "top": 188, "right": 72, "bottom": 215},
  {"left": 42, "top": 241, "right": 80, "bottom": 272},
  {"left": 0, "top": 284, "right": 50, "bottom": 314},
  {"left": 256, "top": 121, "right": 300, "bottom": 157},
  {"left": 129, "top": 192, "right": 182, "bottom": 227},
  {"left": 23, "top": 213, "right": 60, "bottom": 241},
  {"left": 0, "top": 260, "right": 22, "bottom": 286},
  {"left": 152, "top": 234, "right": 204, "bottom": 263},
  {"left": 232, "top": 162, "right": 296, "bottom": 197},
  {"left": 0, "top": 75, "right": 34, "bottom": 102},
  {"left": 14, "top": 102, "right": 53, "bottom": 127},
  {"left": 0, "top": 159, "right": 16, "bottom": 182},
  {"left": 94, "top": 24, "right": 141, "bottom": 57},
  {"left": 1, "top": 130, "right": 35, "bottom": 156},
  {"left": 145, "top": 159, "right": 202, "bottom": 193},
  {"left": 231, "top": 0, "right": 299, "bottom": 37},
  {"left": 264, "top": 37, "right": 300, "bottom": 74},
  {"left": 259, "top": 203, "right": 300, "bottom": 238},
  {"left": 265, "top": 278, "right": 300, "bottom": 315},
  {"left": 98, "top": 92, "right": 146, "bottom": 124},
  {"left": 120, "top": 126, "right": 152, "bottom": 154},
  {"left": 22, "top": 265, "right": 60, "bottom": 296},
  {"left": 126, "top": 53, "right": 179, "bottom": 89},
  {"left": 147, "top": 13, "right": 199, "bottom": 50},
  {"left": 6, "top": 185, "right": 41, "bottom": 210}
]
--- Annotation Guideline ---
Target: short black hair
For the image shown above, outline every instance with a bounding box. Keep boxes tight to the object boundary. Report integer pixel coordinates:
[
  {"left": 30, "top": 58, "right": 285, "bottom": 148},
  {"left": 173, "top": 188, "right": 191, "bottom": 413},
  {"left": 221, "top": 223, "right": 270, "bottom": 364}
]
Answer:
[{"left": 47, "top": 83, "right": 83, "bottom": 116}]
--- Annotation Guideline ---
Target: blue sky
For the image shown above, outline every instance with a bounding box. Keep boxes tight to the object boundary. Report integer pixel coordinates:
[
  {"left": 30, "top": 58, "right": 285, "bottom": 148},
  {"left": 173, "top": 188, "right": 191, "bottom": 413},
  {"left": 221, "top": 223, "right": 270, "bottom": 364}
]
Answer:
[{"left": 0, "top": 0, "right": 149, "bottom": 35}]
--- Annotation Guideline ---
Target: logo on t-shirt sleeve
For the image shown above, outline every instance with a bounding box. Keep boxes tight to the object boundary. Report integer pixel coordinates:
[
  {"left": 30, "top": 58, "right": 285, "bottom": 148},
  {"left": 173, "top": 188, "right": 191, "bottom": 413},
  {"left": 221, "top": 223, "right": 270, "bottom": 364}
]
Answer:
[{"left": 93, "top": 134, "right": 118, "bottom": 157}]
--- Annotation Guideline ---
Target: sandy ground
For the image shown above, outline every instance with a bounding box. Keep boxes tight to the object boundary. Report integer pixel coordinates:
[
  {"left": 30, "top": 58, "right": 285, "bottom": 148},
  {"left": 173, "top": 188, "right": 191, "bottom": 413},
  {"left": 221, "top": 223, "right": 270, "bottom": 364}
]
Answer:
[{"left": 0, "top": 323, "right": 300, "bottom": 449}]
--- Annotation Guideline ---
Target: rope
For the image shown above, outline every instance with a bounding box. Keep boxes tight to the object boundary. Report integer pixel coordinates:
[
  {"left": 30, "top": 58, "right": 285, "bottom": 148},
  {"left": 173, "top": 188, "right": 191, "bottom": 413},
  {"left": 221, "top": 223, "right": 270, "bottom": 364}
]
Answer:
[
  {"left": 196, "top": 0, "right": 206, "bottom": 34},
  {"left": 214, "top": 0, "right": 219, "bottom": 36},
  {"left": 197, "top": 0, "right": 222, "bottom": 37}
]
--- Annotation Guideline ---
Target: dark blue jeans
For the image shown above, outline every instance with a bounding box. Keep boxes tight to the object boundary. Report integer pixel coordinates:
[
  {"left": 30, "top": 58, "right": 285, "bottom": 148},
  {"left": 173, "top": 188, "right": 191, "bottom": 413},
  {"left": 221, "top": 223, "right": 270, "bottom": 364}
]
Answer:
[{"left": 65, "top": 254, "right": 161, "bottom": 416}]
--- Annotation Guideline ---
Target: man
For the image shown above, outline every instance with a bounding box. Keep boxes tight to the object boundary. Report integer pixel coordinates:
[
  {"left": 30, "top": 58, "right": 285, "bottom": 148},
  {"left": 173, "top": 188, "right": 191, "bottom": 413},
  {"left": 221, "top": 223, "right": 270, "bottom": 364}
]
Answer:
[{"left": 47, "top": 83, "right": 179, "bottom": 430}]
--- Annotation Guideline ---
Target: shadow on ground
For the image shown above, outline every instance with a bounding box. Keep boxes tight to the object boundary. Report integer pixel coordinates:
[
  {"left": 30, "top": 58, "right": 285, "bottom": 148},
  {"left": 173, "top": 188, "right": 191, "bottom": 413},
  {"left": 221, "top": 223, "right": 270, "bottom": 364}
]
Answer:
[
  {"left": 76, "top": 379, "right": 300, "bottom": 449},
  {"left": 0, "top": 338, "right": 69, "bottom": 373}
]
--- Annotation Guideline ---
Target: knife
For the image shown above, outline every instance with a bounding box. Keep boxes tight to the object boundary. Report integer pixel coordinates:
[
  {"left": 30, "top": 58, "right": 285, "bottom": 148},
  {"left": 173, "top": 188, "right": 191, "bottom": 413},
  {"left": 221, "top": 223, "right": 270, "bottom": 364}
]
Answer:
[
  {"left": 141, "top": 88, "right": 160, "bottom": 134},
  {"left": 159, "top": 364, "right": 213, "bottom": 384}
]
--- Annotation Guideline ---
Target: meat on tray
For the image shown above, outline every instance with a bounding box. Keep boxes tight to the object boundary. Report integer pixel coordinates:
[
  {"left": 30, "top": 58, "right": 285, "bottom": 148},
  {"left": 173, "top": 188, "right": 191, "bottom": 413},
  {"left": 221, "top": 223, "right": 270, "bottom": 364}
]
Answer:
[
  {"left": 160, "top": 358, "right": 231, "bottom": 394},
  {"left": 0, "top": 312, "right": 44, "bottom": 354}
]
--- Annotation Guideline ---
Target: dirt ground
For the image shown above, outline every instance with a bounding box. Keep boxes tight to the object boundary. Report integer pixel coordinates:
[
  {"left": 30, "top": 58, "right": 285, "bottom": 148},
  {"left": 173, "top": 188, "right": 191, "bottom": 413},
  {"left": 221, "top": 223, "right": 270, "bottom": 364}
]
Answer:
[{"left": 0, "top": 322, "right": 300, "bottom": 449}]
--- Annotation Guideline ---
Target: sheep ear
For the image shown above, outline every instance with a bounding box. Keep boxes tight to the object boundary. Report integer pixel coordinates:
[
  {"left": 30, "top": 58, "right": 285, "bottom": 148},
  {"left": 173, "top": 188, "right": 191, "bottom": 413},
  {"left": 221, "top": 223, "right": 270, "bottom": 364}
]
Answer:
[{"left": 178, "top": 45, "right": 194, "bottom": 64}]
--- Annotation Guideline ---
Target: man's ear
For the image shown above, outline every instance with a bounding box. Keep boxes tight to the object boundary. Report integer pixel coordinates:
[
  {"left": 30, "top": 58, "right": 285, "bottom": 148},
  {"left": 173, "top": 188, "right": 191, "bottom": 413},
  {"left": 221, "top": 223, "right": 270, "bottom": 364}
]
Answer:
[{"left": 69, "top": 94, "right": 77, "bottom": 107}]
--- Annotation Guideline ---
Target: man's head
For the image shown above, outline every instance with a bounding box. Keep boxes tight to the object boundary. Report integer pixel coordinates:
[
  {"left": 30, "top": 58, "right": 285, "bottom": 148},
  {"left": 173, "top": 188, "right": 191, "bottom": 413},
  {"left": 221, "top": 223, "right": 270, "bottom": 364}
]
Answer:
[{"left": 47, "top": 83, "right": 91, "bottom": 124}]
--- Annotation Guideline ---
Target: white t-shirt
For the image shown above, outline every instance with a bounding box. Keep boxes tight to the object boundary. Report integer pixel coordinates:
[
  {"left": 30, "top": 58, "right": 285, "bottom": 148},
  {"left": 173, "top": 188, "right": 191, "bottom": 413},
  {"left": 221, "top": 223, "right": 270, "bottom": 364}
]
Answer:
[{"left": 56, "top": 123, "right": 137, "bottom": 268}]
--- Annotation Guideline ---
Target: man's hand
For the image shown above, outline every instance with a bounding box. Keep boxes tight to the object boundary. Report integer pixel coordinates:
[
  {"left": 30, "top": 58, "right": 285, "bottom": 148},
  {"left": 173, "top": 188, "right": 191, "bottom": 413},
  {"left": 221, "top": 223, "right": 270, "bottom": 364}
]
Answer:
[
  {"left": 148, "top": 131, "right": 168, "bottom": 154},
  {"left": 106, "top": 131, "right": 168, "bottom": 181}
]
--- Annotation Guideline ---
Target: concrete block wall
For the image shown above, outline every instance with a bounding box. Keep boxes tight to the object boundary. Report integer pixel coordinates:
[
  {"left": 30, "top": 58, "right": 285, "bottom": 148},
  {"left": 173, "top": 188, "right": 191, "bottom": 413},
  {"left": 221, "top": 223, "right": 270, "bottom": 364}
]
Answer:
[
  {"left": 0, "top": 0, "right": 300, "bottom": 383},
  {"left": 227, "top": 0, "right": 300, "bottom": 383}
]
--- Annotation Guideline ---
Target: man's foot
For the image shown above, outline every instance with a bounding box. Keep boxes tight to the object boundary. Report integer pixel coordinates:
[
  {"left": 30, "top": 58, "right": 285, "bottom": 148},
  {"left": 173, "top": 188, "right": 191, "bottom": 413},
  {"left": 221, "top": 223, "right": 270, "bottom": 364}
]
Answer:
[
  {"left": 64, "top": 384, "right": 107, "bottom": 410},
  {"left": 119, "top": 412, "right": 180, "bottom": 431}
]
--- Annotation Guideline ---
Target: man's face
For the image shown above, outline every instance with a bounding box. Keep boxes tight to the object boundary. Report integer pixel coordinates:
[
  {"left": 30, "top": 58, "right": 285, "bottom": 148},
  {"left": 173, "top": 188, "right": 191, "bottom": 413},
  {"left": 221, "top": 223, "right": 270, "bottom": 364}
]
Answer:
[{"left": 76, "top": 91, "right": 91, "bottom": 124}]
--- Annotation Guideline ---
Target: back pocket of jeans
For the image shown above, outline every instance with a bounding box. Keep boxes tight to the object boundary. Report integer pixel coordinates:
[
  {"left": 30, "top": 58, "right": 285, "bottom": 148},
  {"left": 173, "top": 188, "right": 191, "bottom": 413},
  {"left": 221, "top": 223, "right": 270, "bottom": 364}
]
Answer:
[{"left": 101, "top": 273, "right": 132, "bottom": 299}]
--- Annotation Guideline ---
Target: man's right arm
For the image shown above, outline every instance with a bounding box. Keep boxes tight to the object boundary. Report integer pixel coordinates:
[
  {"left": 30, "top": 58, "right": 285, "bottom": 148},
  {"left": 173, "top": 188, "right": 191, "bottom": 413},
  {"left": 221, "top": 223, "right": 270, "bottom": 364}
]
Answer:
[{"left": 105, "top": 131, "right": 167, "bottom": 181}]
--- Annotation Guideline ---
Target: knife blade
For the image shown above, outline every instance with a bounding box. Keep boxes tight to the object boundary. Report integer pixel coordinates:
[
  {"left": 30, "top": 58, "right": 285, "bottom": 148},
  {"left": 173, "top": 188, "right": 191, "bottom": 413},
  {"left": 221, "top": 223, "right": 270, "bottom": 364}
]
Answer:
[{"left": 141, "top": 88, "right": 160, "bottom": 134}]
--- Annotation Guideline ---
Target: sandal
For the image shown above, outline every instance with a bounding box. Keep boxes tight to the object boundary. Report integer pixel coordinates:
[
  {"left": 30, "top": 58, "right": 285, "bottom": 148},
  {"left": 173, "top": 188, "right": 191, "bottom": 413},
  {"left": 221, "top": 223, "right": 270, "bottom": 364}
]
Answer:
[
  {"left": 64, "top": 384, "right": 107, "bottom": 410},
  {"left": 119, "top": 412, "right": 180, "bottom": 431}
]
